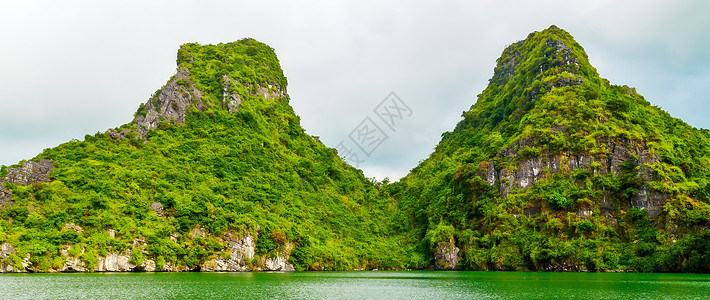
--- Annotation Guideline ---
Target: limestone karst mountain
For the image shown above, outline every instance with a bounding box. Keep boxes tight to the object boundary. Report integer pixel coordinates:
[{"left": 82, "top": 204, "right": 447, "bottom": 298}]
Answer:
[
  {"left": 393, "top": 25, "right": 710, "bottom": 272},
  {"left": 2, "top": 26, "right": 710, "bottom": 273},
  {"left": 0, "top": 39, "right": 406, "bottom": 272}
]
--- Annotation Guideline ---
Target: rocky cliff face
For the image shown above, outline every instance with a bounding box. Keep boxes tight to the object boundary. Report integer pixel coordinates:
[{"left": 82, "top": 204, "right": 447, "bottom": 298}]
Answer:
[
  {"left": 128, "top": 68, "right": 206, "bottom": 139},
  {"left": 0, "top": 159, "right": 54, "bottom": 207},
  {"left": 110, "top": 67, "right": 286, "bottom": 141},
  {"left": 201, "top": 231, "right": 295, "bottom": 272},
  {"left": 202, "top": 232, "right": 256, "bottom": 272},
  {"left": 260, "top": 243, "right": 296, "bottom": 272},
  {"left": 434, "top": 239, "right": 460, "bottom": 270},
  {"left": 0, "top": 229, "right": 295, "bottom": 273},
  {"left": 220, "top": 74, "right": 285, "bottom": 113},
  {"left": 0, "top": 242, "right": 30, "bottom": 272},
  {"left": 1, "top": 39, "right": 395, "bottom": 274},
  {"left": 494, "top": 35, "right": 584, "bottom": 103},
  {"left": 485, "top": 136, "right": 664, "bottom": 218}
]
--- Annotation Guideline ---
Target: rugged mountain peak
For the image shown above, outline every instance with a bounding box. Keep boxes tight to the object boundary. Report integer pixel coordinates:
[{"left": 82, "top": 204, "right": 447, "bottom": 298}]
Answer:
[
  {"left": 113, "top": 39, "right": 289, "bottom": 139},
  {"left": 0, "top": 38, "right": 407, "bottom": 273},
  {"left": 398, "top": 26, "right": 710, "bottom": 272},
  {"left": 130, "top": 68, "right": 206, "bottom": 139},
  {"left": 491, "top": 25, "right": 595, "bottom": 87},
  {"left": 452, "top": 26, "right": 605, "bottom": 134}
]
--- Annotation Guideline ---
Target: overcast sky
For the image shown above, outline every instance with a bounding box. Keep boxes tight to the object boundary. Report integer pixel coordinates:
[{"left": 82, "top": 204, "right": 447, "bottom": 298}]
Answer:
[{"left": 1, "top": 0, "right": 709, "bottom": 180}]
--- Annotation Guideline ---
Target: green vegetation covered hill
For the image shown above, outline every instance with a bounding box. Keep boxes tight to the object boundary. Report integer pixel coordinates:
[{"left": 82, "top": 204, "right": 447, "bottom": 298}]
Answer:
[
  {"left": 393, "top": 25, "right": 710, "bottom": 272},
  {"left": 0, "top": 39, "right": 407, "bottom": 272},
  {"left": 2, "top": 26, "right": 709, "bottom": 273}
]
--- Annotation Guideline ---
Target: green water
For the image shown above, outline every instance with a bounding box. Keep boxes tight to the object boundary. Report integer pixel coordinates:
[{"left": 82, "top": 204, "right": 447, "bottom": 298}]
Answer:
[{"left": 1, "top": 271, "right": 709, "bottom": 299}]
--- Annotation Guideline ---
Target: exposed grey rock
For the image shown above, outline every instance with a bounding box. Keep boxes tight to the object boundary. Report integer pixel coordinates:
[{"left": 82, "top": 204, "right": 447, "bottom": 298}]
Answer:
[
  {"left": 1, "top": 159, "right": 54, "bottom": 207},
  {"left": 129, "top": 68, "right": 285, "bottom": 140},
  {"left": 201, "top": 231, "right": 295, "bottom": 272},
  {"left": 576, "top": 205, "right": 593, "bottom": 219},
  {"left": 132, "top": 68, "right": 206, "bottom": 139},
  {"left": 202, "top": 232, "right": 256, "bottom": 272},
  {"left": 0, "top": 242, "right": 21, "bottom": 272},
  {"left": 486, "top": 136, "right": 666, "bottom": 218},
  {"left": 0, "top": 188, "right": 11, "bottom": 208},
  {"left": 495, "top": 36, "right": 583, "bottom": 101},
  {"left": 133, "top": 237, "right": 147, "bottom": 248},
  {"left": 95, "top": 251, "right": 134, "bottom": 272},
  {"left": 3, "top": 159, "right": 54, "bottom": 185},
  {"left": 159, "top": 261, "right": 190, "bottom": 272},
  {"left": 222, "top": 74, "right": 242, "bottom": 113},
  {"left": 0, "top": 243, "right": 31, "bottom": 273},
  {"left": 106, "top": 128, "right": 123, "bottom": 140},
  {"left": 434, "top": 241, "right": 460, "bottom": 270},
  {"left": 0, "top": 242, "right": 14, "bottom": 258},
  {"left": 259, "top": 243, "right": 295, "bottom": 272},
  {"left": 220, "top": 73, "right": 284, "bottom": 112},
  {"left": 256, "top": 84, "right": 285, "bottom": 101},
  {"left": 261, "top": 255, "right": 295, "bottom": 271},
  {"left": 94, "top": 239, "right": 156, "bottom": 272},
  {"left": 631, "top": 186, "right": 665, "bottom": 218},
  {"left": 189, "top": 224, "right": 207, "bottom": 239},
  {"left": 0, "top": 226, "right": 295, "bottom": 273},
  {"left": 542, "top": 261, "right": 588, "bottom": 272},
  {"left": 62, "top": 223, "right": 83, "bottom": 233},
  {"left": 60, "top": 245, "right": 86, "bottom": 272},
  {"left": 141, "top": 258, "right": 156, "bottom": 272},
  {"left": 150, "top": 202, "right": 164, "bottom": 217}
]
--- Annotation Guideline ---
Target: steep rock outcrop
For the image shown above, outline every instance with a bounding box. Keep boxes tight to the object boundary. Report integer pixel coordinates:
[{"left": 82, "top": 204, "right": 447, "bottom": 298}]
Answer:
[
  {"left": 150, "top": 202, "right": 164, "bottom": 217},
  {"left": 0, "top": 242, "right": 28, "bottom": 272},
  {"left": 59, "top": 245, "right": 86, "bottom": 272},
  {"left": 202, "top": 232, "right": 256, "bottom": 272},
  {"left": 95, "top": 251, "right": 134, "bottom": 272},
  {"left": 495, "top": 34, "right": 584, "bottom": 102},
  {"left": 260, "top": 243, "right": 296, "bottom": 272},
  {"left": 0, "top": 228, "right": 297, "bottom": 273},
  {"left": 0, "top": 187, "right": 10, "bottom": 208},
  {"left": 114, "top": 69, "right": 286, "bottom": 141},
  {"left": 434, "top": 238, "right": 460, "bottom": 270},
  {"left": 0, "top": 159, "right": 54, "bottom": 207},
  {"left": 486, "top": 136, "right": 665, "bottom": 217},
  {"left": 222, "top": 74, "right": 242, "bottom": 113},
  {"left": 131, "top": 68, "right": 206, "bottom": 139},
  {"left": 2, "top": 159, "right": 54, "bottom": 184},
  {"left": 94, "top": 249, "right": 157, "bottom": 272},
  {"left": 220, "top": 74, "right": 286, "bottom": 113},
  {"left": 201, "top": 231, "right": 295, "bottom": 272}
]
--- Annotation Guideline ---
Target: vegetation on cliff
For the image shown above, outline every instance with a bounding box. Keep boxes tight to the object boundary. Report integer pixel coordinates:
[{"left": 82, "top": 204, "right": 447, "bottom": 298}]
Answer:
[
  {"left": 392, "top": 25, "right": 710, "bottom": 272},
  {"left": 0, "top": 39, "right": 407, "bottom": 272},
  {"left": 2, "top": 26, "right": 709, "bottom": 273}
]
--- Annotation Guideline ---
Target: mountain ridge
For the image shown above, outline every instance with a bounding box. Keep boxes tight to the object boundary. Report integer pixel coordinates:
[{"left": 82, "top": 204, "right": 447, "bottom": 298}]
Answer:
[
  {"left": 0, "top": 39, "right": 407, "bottom": 273},
  {"left": 2, "top": 26, "right": 710, "bottom": 273},
  {"left": 395, "top": 25, "right": 710, "bottom": 272}
]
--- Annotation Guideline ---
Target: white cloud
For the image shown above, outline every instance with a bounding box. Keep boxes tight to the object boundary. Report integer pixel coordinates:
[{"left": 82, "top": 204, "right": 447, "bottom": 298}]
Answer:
[{"left": 1, "top": 0, "right": 709, "bottom": 181}]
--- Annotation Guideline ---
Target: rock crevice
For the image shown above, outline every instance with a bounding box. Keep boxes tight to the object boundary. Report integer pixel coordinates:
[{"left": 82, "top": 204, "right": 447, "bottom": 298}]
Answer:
[
  {"left": 132, "top": 68, "right": 206, "bottom": 139},
  {"left": 486, "top": 137, "right": 665, "bottom": 217},
  {"left": 1, "top": 159, "right": 54, "bottom": 207}
]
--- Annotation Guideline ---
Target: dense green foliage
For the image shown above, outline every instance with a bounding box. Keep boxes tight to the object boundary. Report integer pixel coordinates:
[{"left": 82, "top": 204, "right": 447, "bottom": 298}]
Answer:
[
  {"left": 393, "top": 25, "right": 710, "bottom": 272},
  {"left": 176, "top": 39, "right": 288, "bottom": 103},
  {"left": 2, "top": 27, "right": 710, "bottom": 273},
  {"left": 0, "top": 39, "right": 407, "bottom": 271}
]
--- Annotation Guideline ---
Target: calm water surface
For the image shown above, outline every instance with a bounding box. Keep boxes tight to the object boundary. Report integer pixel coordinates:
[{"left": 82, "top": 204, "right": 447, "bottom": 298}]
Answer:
[{"left": 1, "top": 271, "right": 709, "bottom": 299}]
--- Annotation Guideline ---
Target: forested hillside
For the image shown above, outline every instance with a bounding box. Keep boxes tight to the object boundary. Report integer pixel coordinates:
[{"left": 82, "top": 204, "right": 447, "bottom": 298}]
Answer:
[
  {"left": 2, "top": 26, "right": 709, "bottom": 273},
  {"left": 0, "top": 39, "right": 407, "bottom": 272},
  {"left": 392, "top": 25, "right": 710, "bottom": 272}
]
